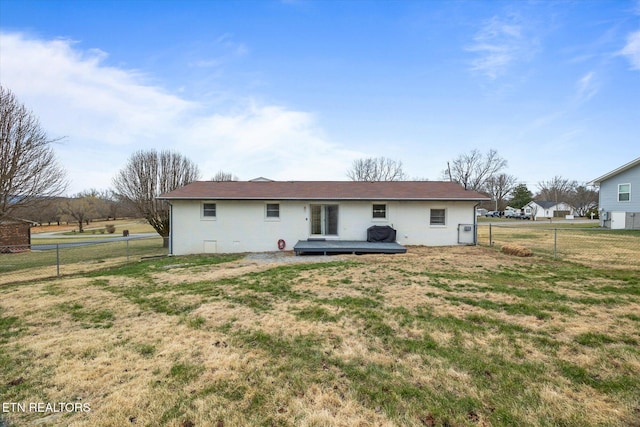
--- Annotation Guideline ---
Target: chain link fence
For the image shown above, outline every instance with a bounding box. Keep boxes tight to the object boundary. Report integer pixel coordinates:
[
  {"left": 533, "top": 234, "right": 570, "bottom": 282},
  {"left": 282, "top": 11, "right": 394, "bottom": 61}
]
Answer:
[
  {"left": 477, "top": 224, "right": 640, "bottom": 269},
  {"left": 0, "top": 236, "right": 167, "bottom": 286},
  {"left": 3, "top": 227, "right": 638, "bottom": 285}
]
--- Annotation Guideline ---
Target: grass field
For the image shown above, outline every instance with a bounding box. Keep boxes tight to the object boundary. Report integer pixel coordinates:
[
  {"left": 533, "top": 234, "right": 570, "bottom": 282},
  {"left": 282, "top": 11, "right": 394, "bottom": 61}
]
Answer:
[
  {"left": 30, "top": 219, "right": 157, "bottom": 236},
  {"left": 1, "top": 246, "right": 638, "bottom": 426},
  {"left": 0, "top": 237, "right": 167, "bottom": 284},
  {"left": 477, "top": 223, "right": 640, "bottom": 269},
  {"left": 1, "top": 220, "right": 165, "bottom": 285}
]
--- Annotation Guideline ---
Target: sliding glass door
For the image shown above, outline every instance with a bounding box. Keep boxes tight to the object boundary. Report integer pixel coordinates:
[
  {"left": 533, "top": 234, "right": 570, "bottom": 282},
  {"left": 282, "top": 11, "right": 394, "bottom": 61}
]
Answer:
[{"left": 310, "top": 204, "right": 338, "bottom": 236}]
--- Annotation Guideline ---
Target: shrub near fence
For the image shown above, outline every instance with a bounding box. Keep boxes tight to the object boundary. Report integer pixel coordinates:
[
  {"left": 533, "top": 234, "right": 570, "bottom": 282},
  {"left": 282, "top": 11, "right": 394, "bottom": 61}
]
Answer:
[
  {"left": 478, "top": 224, "right": 640, "bottom": 269},
  {"left": 0, "top": 236, "right": 167, "bottom": 285}
]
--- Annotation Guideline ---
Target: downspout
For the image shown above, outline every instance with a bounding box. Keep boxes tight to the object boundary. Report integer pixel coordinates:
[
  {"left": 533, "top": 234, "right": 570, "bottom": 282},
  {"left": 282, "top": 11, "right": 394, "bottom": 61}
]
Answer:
[
  {"left": 168, "top": 201, "right": 173, "bottom": 255},
  {"left": 473, "top": 202, "right": 481, "bottom": 245}
]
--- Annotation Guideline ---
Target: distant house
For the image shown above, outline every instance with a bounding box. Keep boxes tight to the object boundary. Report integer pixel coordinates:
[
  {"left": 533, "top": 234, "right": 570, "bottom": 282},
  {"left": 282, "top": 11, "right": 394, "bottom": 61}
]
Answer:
[
  {"left": 0, "top": 218, "right": 36, "bottom": 250},
  {"left": 524, "top": 201, "right": 575, "bottom": 220},
  {"left": 158, "top": 180, "right": 489, "bottom": 255},
  {"left": 589, "top": 157, "right": 640, "bottom": 229}
]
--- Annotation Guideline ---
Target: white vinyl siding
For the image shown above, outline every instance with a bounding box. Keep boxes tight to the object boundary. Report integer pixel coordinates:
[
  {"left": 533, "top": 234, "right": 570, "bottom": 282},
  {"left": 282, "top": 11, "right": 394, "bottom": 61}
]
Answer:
[{"left": 597, "top": 163, "right": 640, "bottom": 217}]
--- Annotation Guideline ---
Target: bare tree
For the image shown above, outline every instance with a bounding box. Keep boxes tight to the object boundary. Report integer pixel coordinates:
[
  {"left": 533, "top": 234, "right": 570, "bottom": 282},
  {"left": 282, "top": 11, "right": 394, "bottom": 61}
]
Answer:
[
  {"left": 569, "top": 185, "right": 598, "bottom": 217},
  {"left": 347, "top": 157, "right": 407, "bottom": 181},
  {"left": 74, "top": 188, "right": 126, "bottom": 220},
  {"left": 537, "top": 176, "right": 577, "bottom": 204},
  {"left": 81, "top": 188, "right": 115, "bottom": 220},
  {"left": 95, "top": 189, "right": 120, "bottom": 219},
  {"left": 0, "top": 85, "right": 67, "bottom": 219},
  {"left": 39, "top": 199, "right": 64, "bottom": 225},
  {"left": 91, "top": 188, "right": 138, "bottom": 220},
  {"left": 60, "top": 191, "right": 100, "bottom": 233},
  {"left": 212, "top": 170, "right": 238, "bottom": 182},
  {"left": 485, "top": 173, "right": 518, "bottom": 210},
  {"left": 10, "top": 196, "right": 62, "bottom": 225},
  {"left": 444, "top": 149, "right": 507, "bottom": 191},
  {"left": 113, "top": 150, "right": 200, "bottom": 244}
]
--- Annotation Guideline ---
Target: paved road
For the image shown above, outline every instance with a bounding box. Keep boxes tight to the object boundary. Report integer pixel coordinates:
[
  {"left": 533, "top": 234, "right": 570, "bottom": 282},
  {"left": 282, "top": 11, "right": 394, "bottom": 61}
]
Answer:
[{"left": 31, "top": 233, "right": 160, "bottom": 251}]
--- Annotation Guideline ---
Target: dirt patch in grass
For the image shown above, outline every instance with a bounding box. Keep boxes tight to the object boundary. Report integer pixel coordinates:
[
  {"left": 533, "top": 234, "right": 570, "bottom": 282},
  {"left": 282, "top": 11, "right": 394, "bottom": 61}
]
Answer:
[
  {"left": 151, "top": 252, "right": 350, "bottom": 285},
  {"left": 151, "top": 260, "right": 281, "bottom": 285}
]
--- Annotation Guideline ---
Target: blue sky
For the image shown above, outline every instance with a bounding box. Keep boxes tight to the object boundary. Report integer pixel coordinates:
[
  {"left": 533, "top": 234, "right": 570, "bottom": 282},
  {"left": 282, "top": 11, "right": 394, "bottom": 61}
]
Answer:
[{"left": 1, "top": 0, "right": 639, "bottom": 195}]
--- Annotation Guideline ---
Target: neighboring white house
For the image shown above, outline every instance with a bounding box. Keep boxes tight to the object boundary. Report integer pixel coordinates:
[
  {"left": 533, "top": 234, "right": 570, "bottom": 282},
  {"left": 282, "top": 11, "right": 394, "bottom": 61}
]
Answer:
[
  {"left": 158, "top": 180, "right": 489, "bottom": 255},
  {"left": 589, "top": 157, "right": 640, "bottom": 230},
  {"left": 524, "top": 201, "right": 575, "bottom": 220}
]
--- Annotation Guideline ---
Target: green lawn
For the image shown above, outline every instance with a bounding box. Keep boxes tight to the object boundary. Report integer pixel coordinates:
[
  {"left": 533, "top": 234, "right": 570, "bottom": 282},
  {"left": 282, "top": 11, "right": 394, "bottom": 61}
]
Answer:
[
  {"left": 31, "top": 219, "right": 157, "bottom": 237},
  {"left": 0, "top": 237, "right": 167, "bottom": 283},
  {"left": 1, "top": 246, "right": 638, "bottom": 426}
]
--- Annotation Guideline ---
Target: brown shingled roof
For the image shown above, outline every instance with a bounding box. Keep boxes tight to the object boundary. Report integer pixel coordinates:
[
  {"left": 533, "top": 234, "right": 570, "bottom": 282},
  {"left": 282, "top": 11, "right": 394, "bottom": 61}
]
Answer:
[{"left": 159, "top": 181, "right": 489, "bottom": 201}]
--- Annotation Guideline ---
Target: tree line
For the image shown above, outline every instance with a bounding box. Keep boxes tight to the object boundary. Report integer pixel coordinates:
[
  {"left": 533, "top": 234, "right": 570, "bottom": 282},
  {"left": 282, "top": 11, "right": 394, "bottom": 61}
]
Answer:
[
  {"left": 1, "top": 85, "right": 599, "bottom": 242},
  {"left": 0, "top": 86, "right": 201, "bottom": 245},
  {"left": 345, "top": 153, "right": 598, "bottom": 216}
]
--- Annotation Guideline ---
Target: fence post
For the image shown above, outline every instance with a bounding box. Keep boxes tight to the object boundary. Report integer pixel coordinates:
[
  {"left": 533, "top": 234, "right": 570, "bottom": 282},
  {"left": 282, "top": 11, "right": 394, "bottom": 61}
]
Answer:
[
  {"left": 554, "top": 228, "right": 557, "bottom": 258},
  {"left": 489, "top": 224, "right": 493, "bottom": 246},
  {"left": 475, "top": 224, "right": 478, "bottom": 246},
  {"left": 126, "top": 239, "right": 129, "bottom": 262},
  {"left": 56, "top": 244, "right": 60, "bottom": 277}
]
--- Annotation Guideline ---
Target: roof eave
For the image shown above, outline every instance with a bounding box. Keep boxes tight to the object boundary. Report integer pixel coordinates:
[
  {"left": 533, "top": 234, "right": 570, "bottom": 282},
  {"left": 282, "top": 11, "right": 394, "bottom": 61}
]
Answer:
[
  {"left": 158, "top": 196, "right": 490, "bottom": 201},
  {"left": 589, "top": 157, "right": 640, "bottom": 185}
]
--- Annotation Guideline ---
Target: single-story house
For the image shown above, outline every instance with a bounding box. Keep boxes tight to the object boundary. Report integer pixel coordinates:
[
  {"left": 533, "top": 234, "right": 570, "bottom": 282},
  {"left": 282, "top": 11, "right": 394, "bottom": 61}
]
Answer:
[
  {"left": 524, "top": 201, "right": 575, "bottom": 220},
  {"left": 589, "top": 157, "right": 640, "bottom": 229},
  {"left": 158, "top": 180, "right": 489, "bottom": 255},
  {"left": 0, "top": 218, "right": 36, "bottom": 251}
]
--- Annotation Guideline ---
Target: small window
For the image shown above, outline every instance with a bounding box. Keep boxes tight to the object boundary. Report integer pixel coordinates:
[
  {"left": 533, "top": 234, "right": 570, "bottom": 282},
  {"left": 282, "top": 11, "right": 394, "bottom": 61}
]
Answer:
[
  {"left": 430, "top": 208, "right": 445, "bottom": 225},
  {"left": 203, "top": 203, "right": 216, "bottom": 217},
  {"left": 618, "top": 184, "right": 630, "bottom": 202},
  {"left": 266, "top": 203, "right": 280, "bottom": 218},
  {"left": 372, "top": 204, "right": 387, "bottom": 219}
]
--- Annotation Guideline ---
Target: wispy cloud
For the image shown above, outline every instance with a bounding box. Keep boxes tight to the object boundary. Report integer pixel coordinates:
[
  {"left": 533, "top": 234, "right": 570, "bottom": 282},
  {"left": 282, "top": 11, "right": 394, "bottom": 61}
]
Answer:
[
  {"left": 216, "top": 33, "right": 249, "bottom": 56},
  {"left": 576, "top": 71, "right": 598, "bottom": 101},
  {"left": 619, "top": 30, "right": 640, "bottom": 70},
  {"left": 467, "top": 14, "right": 538, "bottom": 79},
  {"left": 0, "top": 32, "right": 362, "bottom": 192},
  {"left": 0, "top": 32, "right": 195, "bottom": 146},
  {"left": 188, "top": 33, "right": 248, "bottom": 69},
  {"left": 184, "top": 102, "right": 362, "bottom": 180}
]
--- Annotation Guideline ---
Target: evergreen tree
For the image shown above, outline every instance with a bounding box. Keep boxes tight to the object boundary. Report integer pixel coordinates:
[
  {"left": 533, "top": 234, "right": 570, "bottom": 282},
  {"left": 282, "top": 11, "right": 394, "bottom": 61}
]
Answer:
[{"left": 510, "top": 184, "right": 533, "bottom": 208}]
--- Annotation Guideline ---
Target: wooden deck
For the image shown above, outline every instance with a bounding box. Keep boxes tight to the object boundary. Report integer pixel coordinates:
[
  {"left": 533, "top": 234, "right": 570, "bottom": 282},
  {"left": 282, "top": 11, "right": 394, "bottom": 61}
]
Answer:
[{"left": 293, "top": 240, "right": 407, "bottom": 255}]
